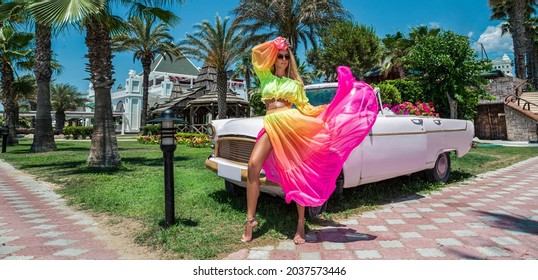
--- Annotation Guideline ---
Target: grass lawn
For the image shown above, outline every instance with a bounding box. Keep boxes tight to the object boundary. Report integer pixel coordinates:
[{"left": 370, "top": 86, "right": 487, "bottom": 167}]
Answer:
[{"left": 1, "top": 138, "right": 537, "bottom": 259}]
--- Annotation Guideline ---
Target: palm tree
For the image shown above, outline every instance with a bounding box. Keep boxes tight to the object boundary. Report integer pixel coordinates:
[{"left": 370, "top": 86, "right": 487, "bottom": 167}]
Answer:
[
  {"left": 0, "top": 0, "right": 82, "bottom": 152},
  {"left": 232, "top": 0, "right": 351, "bottom": 54},
  {"left": 12, "top": 74, "right": 37, "bottom": 114},
  {"left": 29, "top": 0, "right": 182, "bottom": 167},
  {"left": 51, "top": 83, "right": 88, "bottom": 134},
  {"left": 489, "top": 0, "right": 536, "bottom": 80},
  {"left": 112, "top": 13, "right": 181, "bottom": 128},
  {"left": 0, "top": 25, "right": 33, "bottom": 146},
  {"left": 233, "top": 54, "right": 252, "bottom": 101},
  {"left": 180, "top": 15, "right": 246, "bottom": 120},
  {"left": 381, "top": 26, "right": 440, "bottom": 79}
]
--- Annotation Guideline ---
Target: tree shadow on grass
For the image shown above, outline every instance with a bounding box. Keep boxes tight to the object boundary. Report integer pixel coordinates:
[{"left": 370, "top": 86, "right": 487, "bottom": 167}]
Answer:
[
  {"left": 157, "top": 217, "right": 198, "bottom": 228},
  {"left": 4, "top": 146, "right": 91, "bottom": 154},
  {"left": 447, "top": 170, "right": 475, "bottom": 182}
]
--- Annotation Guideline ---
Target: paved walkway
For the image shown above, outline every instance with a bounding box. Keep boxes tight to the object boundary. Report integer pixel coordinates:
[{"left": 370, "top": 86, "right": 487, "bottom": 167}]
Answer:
[
  {"left": 225, "top": 156, "right": 538, "bottom": 260},
  {"left": 0, "top": 160, "right": 119, "bottom": 260}
]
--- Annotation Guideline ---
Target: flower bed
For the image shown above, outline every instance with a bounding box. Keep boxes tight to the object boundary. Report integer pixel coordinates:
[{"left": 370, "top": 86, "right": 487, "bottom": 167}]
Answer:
[
  {"left": 137, "top": 132, "right": 211, "bottom": 148},
  {"left": 383, "top": 101, "right": 439, "bottom": 117}
]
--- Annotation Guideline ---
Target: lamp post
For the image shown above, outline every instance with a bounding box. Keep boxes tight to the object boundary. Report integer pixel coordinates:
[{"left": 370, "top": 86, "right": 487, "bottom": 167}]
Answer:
[
  {"left": 1, "top": 125, "right": 8, "bottom": 153},
  {"left": 149, "top": 109, "right": 183, "bottom": 227}
]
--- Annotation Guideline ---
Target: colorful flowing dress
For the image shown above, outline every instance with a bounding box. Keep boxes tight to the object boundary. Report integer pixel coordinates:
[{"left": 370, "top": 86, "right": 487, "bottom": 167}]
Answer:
[{"left": 252, "top": 38, "right": 378, "bottom": 207}]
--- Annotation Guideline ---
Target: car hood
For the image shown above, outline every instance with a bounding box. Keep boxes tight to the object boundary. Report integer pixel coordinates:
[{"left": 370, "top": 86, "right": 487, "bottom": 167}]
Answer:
[{"left": 215, "top": 116, "right": 264, "bottom": 138}]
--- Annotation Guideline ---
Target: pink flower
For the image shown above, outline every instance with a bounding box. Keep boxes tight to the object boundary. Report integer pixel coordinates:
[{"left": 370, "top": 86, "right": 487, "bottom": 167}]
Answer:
[{"left": 273, "top": 37, "right": 288, "bottom": 50}]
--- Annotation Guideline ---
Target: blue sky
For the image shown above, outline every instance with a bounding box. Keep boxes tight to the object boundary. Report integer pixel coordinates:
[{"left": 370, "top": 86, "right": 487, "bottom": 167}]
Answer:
[{"left": 2, "top": 0, "right": 510, "bottom": 111}]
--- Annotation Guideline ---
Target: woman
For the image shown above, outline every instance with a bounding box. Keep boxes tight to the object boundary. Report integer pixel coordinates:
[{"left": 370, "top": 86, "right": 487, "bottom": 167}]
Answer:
[{"left": 242, "top": 37, "right": 378, "bottom": 244}]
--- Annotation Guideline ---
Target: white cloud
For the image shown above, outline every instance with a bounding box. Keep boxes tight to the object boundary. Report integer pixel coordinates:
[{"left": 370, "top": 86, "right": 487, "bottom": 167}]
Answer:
[
  {"left": 473, "top": 24, "right": 513, "bottom": 58},
  {"left": 429, "top": 22, "right": 441, "bottom": 29}
]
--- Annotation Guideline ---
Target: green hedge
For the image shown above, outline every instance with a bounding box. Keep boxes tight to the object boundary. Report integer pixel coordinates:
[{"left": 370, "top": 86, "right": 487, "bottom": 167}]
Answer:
[
  {"left": 142, "top": 124, "right": 160, "bottom": 136},
  {"left": 63, "top": 126, "right": 93, "bottom": 139}
]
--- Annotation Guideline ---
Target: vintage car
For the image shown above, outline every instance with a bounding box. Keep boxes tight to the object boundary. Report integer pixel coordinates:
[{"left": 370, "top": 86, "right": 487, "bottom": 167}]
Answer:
[{"left": 205, "top": 83, "right": 475, "bottom": 216}]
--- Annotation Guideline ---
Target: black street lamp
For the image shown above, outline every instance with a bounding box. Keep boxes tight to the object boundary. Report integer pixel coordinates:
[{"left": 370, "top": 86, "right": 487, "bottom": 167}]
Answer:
[
  {"left": 149, "top": 109, "right": 184, "bottom": 227},
  {"left": 1, "top": 125, "right": 8, "bottom": 153}
]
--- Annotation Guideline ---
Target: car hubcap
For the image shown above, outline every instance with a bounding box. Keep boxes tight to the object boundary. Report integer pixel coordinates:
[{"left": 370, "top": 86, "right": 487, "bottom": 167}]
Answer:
[{"left": 437, "top": 155, "right": 447, "bottom": 177}]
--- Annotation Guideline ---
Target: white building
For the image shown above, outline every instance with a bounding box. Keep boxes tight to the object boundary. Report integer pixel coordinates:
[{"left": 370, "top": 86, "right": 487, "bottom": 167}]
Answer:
[
  {"left": 492, "top": 54, "right": 513, "bottom": 77},
  {"left": 86, "top": 54, "right": 246, "bottom": 133}
]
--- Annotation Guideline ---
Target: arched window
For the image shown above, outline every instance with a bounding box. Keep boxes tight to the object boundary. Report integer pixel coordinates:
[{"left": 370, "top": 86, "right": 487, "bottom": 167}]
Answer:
[{"left": 116, "top": 101, "right": 125, "bottom": 112}]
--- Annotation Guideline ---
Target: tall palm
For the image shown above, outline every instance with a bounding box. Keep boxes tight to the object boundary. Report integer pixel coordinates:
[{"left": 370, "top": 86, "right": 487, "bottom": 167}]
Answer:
[
  {"left": 112, "top": 14, "right": 180, "bottom": 128},
  {"left": 381, "top": 26, "right": 440, "bottom": 78},
  {"left": 526, "top": 16, "right": 538, "bottom": 87},
  {"left": 12, "top": 74, "right": 36, "bottom": 113},
  {"left": 180, "top": 15, "right": 246, "bottom": 120},
  {"left": 0, "top": 25, "right": 33, "bottom": 146},
  {"left": 381, "top": 31, "right": 409, "bottom": 78},
  {"left": 489, "top": 0, "right": 536, "bottom": 80},
  {"left": 51, "top": 83, "right": 88, "bottom": 134},
  {"left": 232, "top": 0, "right": 351, "bottom": 54},
  {"left": 233, "top": 54, "right": 252, "bottom": 100},
  {"left": 0, "top": 0, "right": 81, "bottom": 152},
  {"left": 29, "top": 0, "right": 182, "bottom": 167}
]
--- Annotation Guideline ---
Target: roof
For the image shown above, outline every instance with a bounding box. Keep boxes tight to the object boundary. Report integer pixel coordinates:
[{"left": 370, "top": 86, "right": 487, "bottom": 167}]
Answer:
[
  {"left": 479, "top": 69, "right": 505, "bottom": 79},
  {"left": 187, "top": 90, "right": 249, "bottom": 106},
  {"left": 150, "top": 52, "right": 200, "bottom": 76}
]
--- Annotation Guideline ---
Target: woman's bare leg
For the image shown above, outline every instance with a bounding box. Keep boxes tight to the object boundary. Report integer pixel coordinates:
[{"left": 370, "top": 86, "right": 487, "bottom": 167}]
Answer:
[
  {"left": 294, "top": 204, "right": 306, "bottom": 244},
  {"left": 242, "top": 133, "right": 272, "bottom": 242}
]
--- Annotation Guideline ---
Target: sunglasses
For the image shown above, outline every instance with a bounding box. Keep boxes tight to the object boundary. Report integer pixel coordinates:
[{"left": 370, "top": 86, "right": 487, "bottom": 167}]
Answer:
[{"left": 277, "top": 54, "right": 291, "bottom": 60}]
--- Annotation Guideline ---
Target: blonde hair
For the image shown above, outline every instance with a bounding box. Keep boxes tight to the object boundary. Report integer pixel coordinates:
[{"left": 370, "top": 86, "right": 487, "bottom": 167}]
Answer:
[{"left": 271, "top": 50, "right": 303, "bottom": 85}]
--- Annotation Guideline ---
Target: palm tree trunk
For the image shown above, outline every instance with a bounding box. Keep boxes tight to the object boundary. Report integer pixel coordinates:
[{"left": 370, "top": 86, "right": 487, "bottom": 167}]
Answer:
[
  {"left": 31, "top": 23, "right": 57, "bottom": 153},
  {"left": 526, "top": 27, "right": 538, "bottom": 89},
  {"left": 85, "top": 18, "right": 120, "bottom": 167},
  {"left": 217, "top": 70, "right": 228, "bottom": 119},
  {"left": 1, "top": 61, "right": 18, "bottom": 145},
  {"left": 141, "top": 58, "right": 151, "bottom": 129},
  {"left": 511, "top": 0, "right": 528, "bottom": 79}
]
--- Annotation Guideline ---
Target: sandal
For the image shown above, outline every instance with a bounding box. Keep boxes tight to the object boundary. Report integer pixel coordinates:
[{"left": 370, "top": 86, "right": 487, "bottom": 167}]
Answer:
[{"left": 241, "top": 217, "right": 259, "bottom": 243}]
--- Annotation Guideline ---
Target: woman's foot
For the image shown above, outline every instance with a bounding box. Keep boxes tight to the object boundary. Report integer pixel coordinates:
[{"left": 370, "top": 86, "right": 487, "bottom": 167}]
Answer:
[
  {"left": 293, "top": 220, "right": 306, "bottom": 245},
  {"left": 241, "top": 217, "right": 259, "bottom": 242},
  {"left": 293, "top": 231, "right": 306, "bottom": 245}
]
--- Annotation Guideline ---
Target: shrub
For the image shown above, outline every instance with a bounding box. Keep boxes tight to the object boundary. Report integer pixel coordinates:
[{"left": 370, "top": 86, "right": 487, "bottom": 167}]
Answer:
[
  {"left": 142, "top": 124, "right": 160, "bottom": 136},
  {"left": 371, "top": 82, "right": 402, "bottom": 105},
  {"left": 382, "top": 79, "right": 425, "bottom": 103},
  {"left": 63, "top": 126, "right": 93, "bottom": 139}
]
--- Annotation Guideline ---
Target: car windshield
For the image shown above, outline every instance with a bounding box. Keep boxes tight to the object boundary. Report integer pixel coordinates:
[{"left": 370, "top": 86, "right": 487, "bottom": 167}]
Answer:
[{"left": 305, "top": 87, "right": 337, "bottom": 106}]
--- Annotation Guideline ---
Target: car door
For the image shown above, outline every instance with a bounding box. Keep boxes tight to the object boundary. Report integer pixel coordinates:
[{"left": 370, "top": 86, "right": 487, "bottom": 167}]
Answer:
[{"left": 359, "top": 116, "right": 427, "bottom": 184}]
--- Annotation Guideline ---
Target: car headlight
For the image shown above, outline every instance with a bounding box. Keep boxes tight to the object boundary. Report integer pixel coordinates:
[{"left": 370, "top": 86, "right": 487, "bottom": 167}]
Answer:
[{"left": 207, "top": 124, "right": 215, "bottom": 139}]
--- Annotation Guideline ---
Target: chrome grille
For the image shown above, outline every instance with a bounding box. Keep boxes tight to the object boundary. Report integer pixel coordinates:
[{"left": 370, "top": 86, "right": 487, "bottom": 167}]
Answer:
[{"left": 217, "top": 137, "right": 255, "bottom": 164}]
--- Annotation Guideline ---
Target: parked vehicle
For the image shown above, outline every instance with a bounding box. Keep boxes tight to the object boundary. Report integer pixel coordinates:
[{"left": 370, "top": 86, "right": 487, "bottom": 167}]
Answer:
[{"left": 205, "top": 83, "right": 474, "bottom": 216}]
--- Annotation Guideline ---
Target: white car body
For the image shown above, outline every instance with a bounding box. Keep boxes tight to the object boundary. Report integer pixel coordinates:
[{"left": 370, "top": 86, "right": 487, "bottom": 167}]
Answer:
[{"left": 205, "top": 83, "right": 475, "bottom": 198}]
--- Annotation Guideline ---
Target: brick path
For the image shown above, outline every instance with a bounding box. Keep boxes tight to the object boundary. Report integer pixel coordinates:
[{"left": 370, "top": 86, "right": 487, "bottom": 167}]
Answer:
[
  {"left": 0, "top": 160, "right": 119, "bottom": 260},
  {"left": 225, "top": 156, "right": 538, "bottom": 260}
]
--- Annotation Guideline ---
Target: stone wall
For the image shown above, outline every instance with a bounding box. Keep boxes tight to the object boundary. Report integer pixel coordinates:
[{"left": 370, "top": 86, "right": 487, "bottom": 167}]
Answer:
[
  {"left": 505, "top": 105, "right": 538, "bottom": 142},
  {"left": 481, "top": 77, "right": 527, "bottom": 104}
]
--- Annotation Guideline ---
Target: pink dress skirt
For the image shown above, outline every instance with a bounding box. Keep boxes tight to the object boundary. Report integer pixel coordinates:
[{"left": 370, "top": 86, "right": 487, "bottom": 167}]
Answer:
[{"left": 258, "top": 66, "right": 378, "bottom": 206}]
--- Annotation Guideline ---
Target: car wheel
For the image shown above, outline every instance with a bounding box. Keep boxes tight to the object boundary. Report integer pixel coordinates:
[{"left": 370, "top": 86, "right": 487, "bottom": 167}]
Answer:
[
  {"left": 333, "top": 171, "right": 344, "bottom": 196},
  {"left": 306, "top": 201, "right": 328, "bottom": 219},
  {"left": 425, "top": 152, "right": 451, "bottom": 182},
  {"left": 224, "top": 180, "right": 241, "bottom": 196}
]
